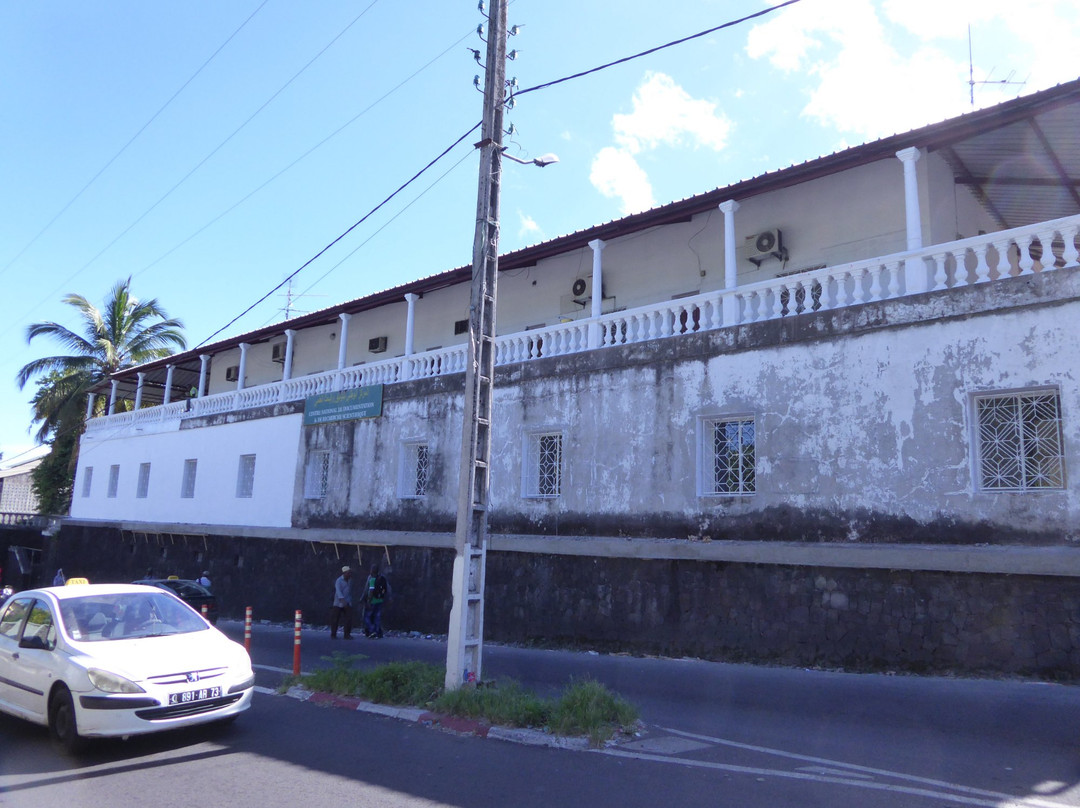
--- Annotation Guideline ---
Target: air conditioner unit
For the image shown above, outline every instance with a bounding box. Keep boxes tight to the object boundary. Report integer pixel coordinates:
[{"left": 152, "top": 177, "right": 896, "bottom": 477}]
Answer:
[
  {"left": 368, "top": 336, "right": 388, "bottom": 353},
  {"left": 747, "top": 228, "right": 786, "bottom": 266},
  {"left": 570, "top": 276, "right": 591, "bottom": 301},
  {"left": 271, "top": 342, "right": 286, "bottom": 363},
  {"left": 225, "top": 365, "right": 240, "bottom": 382}
]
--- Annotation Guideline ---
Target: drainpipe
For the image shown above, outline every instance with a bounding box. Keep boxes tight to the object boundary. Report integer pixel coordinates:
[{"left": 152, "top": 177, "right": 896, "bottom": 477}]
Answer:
[
  {"left": 337, "top": 313, "right": 351, "bottom": 370},
  {"left": 719, "top": 199, "right": 740, "bottom": 324},
  {"left": 588, "top": 239, "right": 605, "bottom": 348}
]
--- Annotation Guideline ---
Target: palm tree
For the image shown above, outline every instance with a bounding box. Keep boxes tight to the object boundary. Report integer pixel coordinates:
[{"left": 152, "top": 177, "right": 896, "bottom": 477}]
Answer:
[
  {"left": 16, "top": 278, "right": 186, "bottom": 514},
  {"left": 17, "top": 277, "right": 187, "bottom": 442}
]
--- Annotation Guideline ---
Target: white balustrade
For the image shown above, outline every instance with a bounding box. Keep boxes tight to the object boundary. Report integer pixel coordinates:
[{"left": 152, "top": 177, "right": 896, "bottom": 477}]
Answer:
[{"left": 87, "top": 214, "right": 1080, "bottom": 436}]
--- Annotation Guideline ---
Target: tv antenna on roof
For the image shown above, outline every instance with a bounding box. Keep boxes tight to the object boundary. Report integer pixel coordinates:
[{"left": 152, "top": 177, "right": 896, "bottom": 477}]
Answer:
[
  {"left": 968, "top": 25, "right": 1026, "bottom": 107},
  {"left": 278, "top": 278, "right": 325, "bottom": 320}
]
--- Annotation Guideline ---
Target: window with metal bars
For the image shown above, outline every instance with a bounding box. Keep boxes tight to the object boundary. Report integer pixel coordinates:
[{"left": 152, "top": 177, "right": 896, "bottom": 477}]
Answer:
[
  {"left": 702, "top": 417, "right": 755, "bottom": 495},
  {"left": 136, "top": 463, "right": 151, "bottom": 499},
  {"left": 180, "top": 459, "right": 197, "bottom": 499},
  {"left": 524, "top": 431, "right": 562, "bottom": 498},
  {"left": 399, "top": 442, "right": 430, "bottom": 498},
  {"left": 236, "top": 454, "right": 256, "bottom": 498},
  {"left": 304, "top": 451, "right": 330, "bottom": 500},
  {"left": 975, "top": 390, "right": 1064, "bottom": 491}
]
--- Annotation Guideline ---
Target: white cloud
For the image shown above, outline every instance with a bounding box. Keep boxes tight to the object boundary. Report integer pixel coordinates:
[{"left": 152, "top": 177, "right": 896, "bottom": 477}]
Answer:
[
  {"left": 590, "top": 147, "right": 654, "bottom": 215},
  {"left": 591, "top": 73, "right": 731, "bottom": 214},
  {"left": 517, "top": 211, "right": 541, "bottom": 240},
  {"left": 746, "top": 0, "right": 1080, "bottom": 140}
]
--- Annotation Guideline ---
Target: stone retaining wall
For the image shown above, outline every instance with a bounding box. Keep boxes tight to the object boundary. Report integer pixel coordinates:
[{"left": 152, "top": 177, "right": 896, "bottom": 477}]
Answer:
[{"left": 47, "top": 525, "right": 1080, "bottom": 679}]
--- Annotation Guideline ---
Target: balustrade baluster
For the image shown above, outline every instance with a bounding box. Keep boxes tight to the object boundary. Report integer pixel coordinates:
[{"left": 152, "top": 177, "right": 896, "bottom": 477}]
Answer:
[
  {"left": 868, "top": 266, "right": 883, "bottom": 302},
  {"left": 1064, "top": 224, "right": 1080, "bottom": 267},
  {"left": 1018, "top": 235, "right": 1036, "bottom": 275},
  {"left": 972, "top": 244, "right": 992, "bottom": 283},
  {"left": 886, "top": 261, "right": 900, "bottom": 299}
]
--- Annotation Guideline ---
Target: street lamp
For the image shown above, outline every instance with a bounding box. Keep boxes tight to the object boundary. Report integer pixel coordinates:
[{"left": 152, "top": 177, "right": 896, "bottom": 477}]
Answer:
[{"left": 502, "top": 150, "right": 560, "bottom": 168}]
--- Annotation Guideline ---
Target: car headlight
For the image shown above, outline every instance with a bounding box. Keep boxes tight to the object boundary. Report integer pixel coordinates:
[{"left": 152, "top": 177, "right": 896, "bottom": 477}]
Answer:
[{"left": 87, "top": 668, "right": 146, "bottom": 694}]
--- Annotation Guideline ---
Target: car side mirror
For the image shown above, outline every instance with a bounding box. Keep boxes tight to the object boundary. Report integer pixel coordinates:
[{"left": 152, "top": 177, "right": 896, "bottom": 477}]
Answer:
[{"left": 19, "top": 634, "right": 52, "bottom": 651}]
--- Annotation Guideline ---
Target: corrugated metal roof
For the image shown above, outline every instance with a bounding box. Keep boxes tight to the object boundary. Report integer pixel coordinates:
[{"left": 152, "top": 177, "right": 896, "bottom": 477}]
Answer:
[{"left": 105, "top": 76, "right": 1080, "bottom": 398}]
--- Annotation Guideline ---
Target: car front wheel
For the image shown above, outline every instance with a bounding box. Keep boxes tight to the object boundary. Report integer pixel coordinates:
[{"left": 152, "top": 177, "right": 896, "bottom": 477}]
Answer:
[{"left": 49, "top": 686, "right": 86, "bottom": 754}]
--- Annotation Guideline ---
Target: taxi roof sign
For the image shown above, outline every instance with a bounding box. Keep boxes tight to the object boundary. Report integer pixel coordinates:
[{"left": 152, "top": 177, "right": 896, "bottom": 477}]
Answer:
[{"left": 65, "top": 577, "right": 90, "bottom": 586}]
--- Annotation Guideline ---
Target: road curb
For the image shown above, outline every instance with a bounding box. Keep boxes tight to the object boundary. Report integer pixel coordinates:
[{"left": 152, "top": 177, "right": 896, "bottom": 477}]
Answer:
[{"left": 283, "top": 685, "right": 592, "bottom": 749}]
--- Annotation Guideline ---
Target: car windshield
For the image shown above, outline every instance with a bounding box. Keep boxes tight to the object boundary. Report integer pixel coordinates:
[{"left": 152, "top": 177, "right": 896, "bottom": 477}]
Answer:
[{"left": 58, "top": 592, "right": 208, "bottom": 642}]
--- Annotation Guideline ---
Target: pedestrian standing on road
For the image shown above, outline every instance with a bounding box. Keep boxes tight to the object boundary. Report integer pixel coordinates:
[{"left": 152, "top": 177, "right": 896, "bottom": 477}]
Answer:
[
  {"left": 53, "top": 568, "right": 65, "bottom": 587},
  {"left": 196, "top": 571, "right": 211, "bottom": 588},
  {"left": 330, "top": 566, "right": 353, "bottom": 640},
  {"left": 363, "top": 564, "right": 388, "bottom": 639}
]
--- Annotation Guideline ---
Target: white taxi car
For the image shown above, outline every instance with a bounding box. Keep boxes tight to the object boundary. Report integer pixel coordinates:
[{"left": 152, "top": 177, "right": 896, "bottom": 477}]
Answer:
[{"left": 0, "top": 582, "right": 253, "bottom": 752}]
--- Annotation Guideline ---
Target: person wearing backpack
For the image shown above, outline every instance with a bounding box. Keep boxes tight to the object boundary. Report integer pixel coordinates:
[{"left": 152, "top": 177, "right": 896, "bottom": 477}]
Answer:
[{"left": 363, "top": 564, "right": 389, "bottom": 639}]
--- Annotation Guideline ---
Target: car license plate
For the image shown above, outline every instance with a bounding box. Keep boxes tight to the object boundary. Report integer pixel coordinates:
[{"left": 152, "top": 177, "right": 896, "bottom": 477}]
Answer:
[{"left": 168, "top": 685, "right": 221, "bottom": 705}]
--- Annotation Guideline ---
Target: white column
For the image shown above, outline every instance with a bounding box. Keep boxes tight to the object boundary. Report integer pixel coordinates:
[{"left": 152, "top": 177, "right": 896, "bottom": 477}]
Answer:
[
  {"left": 282, "top": 329, "right": 297, "bottom": 381},
  {"left": 719, "top": 200, "right": 740, "bottom": 324},
  {"left": 237, "top": 343, "right": 250, "bottom": 390},
  {"left": 587, "top": 239, "right": 605, "bottom": 348},
  {"left": 108, "top": 380, "right": 119, "bottom": 414},
  {"left": 163, "top": 364, "right": 175, "bottom": 405},
  {"left": 198, "top": 355, "right": 210, "bottom": 397},
  {"left": 404, "top": 293, "right": 419, "bottom": 356},
  {"left": 134, "top": 372, "right": 145, "bottom": 409},
  {"left": 897, "top": 147, "right": 923, "bottom": 251},
  {"left": 85, "top": 392, "right": 95, "bottom": 420},
  {"left": 337, "top": 313, "right": 351, "bottom": 370}
]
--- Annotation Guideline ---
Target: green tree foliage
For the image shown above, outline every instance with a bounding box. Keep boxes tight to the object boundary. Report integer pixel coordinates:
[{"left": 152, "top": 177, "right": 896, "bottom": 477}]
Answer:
[{"left": 16, "top": 278, "right": 186, "bottom": 513}]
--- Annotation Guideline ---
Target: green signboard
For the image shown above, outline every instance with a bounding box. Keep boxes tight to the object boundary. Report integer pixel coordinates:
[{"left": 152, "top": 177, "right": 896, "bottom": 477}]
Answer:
[{"left": 303, "top": 385, "right": 383, "bottom": 425}]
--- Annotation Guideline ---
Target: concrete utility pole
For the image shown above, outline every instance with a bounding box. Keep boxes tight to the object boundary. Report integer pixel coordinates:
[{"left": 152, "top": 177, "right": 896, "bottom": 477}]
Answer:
[{"left": 445, "top": 0, "right": 508, "bottom": 691}]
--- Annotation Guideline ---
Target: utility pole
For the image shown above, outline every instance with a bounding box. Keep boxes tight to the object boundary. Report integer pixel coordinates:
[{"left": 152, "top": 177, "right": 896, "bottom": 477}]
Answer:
[{"left": 445, "top": 0, "right": 508, "bottom": 691}]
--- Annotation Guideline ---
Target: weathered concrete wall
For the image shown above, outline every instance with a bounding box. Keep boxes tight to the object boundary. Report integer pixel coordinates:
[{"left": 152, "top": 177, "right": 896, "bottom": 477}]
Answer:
[
  {"left": 294, "top": 267, "right": 1080, "bottom": 544},
  {"left": 48, "top": 525, "right": 1080, "bottom": 679}
]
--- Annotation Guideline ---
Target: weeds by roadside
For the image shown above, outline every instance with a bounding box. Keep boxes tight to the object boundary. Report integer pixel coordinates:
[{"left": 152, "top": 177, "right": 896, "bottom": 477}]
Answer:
[{"left": 279, "top": 652, "right": 639, "bottom": 746}]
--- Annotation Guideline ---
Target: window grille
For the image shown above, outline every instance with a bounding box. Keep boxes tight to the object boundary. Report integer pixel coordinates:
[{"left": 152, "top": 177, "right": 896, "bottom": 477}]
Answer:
[
  {"left": 136, "top": 463, "right": 151, "bottom": 499},
  {"left": 181, "top": 459, "right": 198, "bottom": 499},
  {"left": 975, "top": 391, "right": 1064, "bottom": 491},
  {"left": 525, "top": 432, "right": 562, "bottom": 498},
  {"left": 107, "top": 465, "right": 120, "bottom": 499},
  {"left": 400, "top": 443, "right": 430, "bottom": 498},
  {"left": 704, "top": 417, "right": 756, "bottom": 495},
  {"left": 236, "top": 454, "right": 256, "bottom": 498},
  {"left": 82, "top": 467, "right": 93, "bottom": 498},
  {"left": 304, "top": 452, "right": 330, "bottom": 499}
]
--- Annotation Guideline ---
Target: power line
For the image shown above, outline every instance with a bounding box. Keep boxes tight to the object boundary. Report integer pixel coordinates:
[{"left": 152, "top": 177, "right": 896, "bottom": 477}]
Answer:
[
  {"left": 130, "top": 28, "right": 475, "bottom": 285},
  {"left": 516, "top": 0, "right": 803, "bottom": 98},
  {"left": 0, "top": 1, "right": 383, "bottom": 348},
  {"left": 195, "top": 121, "right": 482, "bottom": 348},
  {"left": 195, "top": 3, "right": 807, "bottom": 348},
  {"left": 0, "top": 0, "right": 272, "bottom": 281}
]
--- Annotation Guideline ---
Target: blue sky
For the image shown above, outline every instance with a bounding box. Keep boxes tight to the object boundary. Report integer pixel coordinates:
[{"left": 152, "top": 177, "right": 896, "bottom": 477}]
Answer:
[{"left": 2, "top": 0, "right": 1078, "bottom": 465}]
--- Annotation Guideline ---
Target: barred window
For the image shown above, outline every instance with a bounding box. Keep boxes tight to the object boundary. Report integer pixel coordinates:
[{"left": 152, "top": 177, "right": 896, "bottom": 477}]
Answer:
[
  {"left": 400, "top": 442, "right": 430, "bottom": 498},
  {"left": 702, "top": 417, "right": 756, "bottom": 495},
  {"left": 304, "top": 451, "right": 330, "bottom": 500},
  {"left": 136, "top": 463, "right": 151, "bottom": 499},
  {"left": 524, "top": 432, "right": 562, "bottom": 498},
  {"left": 236, "top": 454, "right": 256, "bottom": 498},
  {"left": 107, "top": 465, "right": 120, "bottom": 499},
  {"left": 82, "top": 467, "right": 93, "bottom": 498},
  {"left": 181, "top": 459, "right": 198, "bottom": 499},
  {"left": 975, "top": 390, "right": 1064, "bottom": 491}
]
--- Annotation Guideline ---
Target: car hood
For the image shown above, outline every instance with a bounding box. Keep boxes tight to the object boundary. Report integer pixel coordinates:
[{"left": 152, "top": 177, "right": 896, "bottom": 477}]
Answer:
[{"left": 68, "top": 630, "right": 250, "bottom": 682}]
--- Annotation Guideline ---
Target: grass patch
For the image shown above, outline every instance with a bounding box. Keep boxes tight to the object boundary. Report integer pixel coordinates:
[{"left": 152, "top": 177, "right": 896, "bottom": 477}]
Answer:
[{"left": 285, "top": 654, "right": 639, "bottom": 746}]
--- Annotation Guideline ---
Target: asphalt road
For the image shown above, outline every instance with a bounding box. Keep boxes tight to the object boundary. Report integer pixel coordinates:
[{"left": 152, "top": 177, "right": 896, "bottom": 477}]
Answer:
[{"left": 1, "top": 620, "right": 1079, "bottom": 808}]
